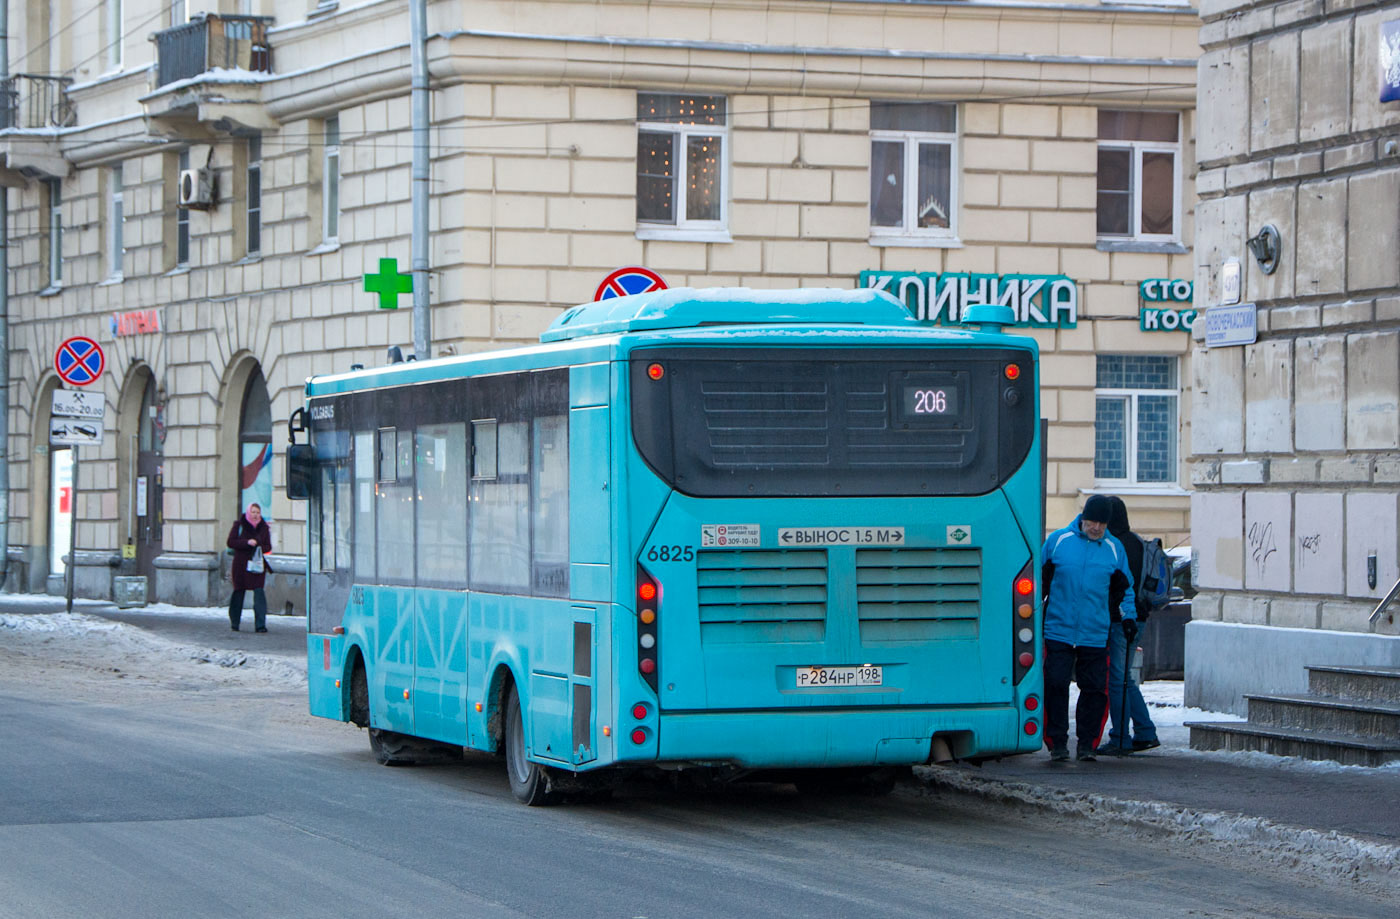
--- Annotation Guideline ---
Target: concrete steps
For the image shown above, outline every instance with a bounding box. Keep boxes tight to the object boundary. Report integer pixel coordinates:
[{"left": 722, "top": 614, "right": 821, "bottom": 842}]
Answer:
[{"left": 1187, "top": 664, "right": 1400, "bottom": 767}]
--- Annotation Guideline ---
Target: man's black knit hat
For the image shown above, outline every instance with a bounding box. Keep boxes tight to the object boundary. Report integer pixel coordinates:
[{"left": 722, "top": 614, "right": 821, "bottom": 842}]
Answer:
[{"left": 1082, "top": 495, "right": 1114, "bottom": 523}]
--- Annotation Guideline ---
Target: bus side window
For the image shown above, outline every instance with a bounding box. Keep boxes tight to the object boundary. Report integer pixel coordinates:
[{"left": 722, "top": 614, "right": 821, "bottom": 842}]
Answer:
[
  {"left": 416, "top": 422, "right": 468, "bottom": 586},
  {"left": 377, "top": 426, "right": 416, "bottom": 584},
  {"left": 353, "top": 431, "right": 376, "bottom": 581}
]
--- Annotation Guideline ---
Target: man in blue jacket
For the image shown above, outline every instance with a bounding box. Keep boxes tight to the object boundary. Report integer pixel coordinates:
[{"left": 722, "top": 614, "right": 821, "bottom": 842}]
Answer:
[{"left": 1040, "top": 495, "right": 1137, "bottom": 762}]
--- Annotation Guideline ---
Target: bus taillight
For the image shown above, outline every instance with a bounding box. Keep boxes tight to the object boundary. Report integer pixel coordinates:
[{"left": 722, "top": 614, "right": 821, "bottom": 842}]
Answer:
[
  {"left": 1012, "top": 560, "right": 1036, "bottom": 686},
  {"left": 637, "top": 567, "right": 660, "bottom": 691}
]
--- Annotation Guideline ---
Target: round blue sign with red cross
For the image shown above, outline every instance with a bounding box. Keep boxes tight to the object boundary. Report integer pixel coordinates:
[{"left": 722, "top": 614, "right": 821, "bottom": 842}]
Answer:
[
  {"left": 54, "top": 336, "right": 105, "bottom": 387},
  {"left": 594, "top": 266, "right": 667, "bottom": 301}
]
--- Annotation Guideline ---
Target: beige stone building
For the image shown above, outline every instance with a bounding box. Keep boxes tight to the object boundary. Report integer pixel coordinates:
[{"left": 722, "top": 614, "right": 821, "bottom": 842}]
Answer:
[
  {"left": 0, "top": 0, "right": 1200, "bottom": 605},
  {"left": 1188, "top": 0, "right": 1400, "bottom": 712}
]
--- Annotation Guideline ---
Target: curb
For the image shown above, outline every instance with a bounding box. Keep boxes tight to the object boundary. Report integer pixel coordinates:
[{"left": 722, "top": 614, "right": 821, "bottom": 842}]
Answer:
[{"left": 912, "top": 765, "right": 1400, "bottom": 896}]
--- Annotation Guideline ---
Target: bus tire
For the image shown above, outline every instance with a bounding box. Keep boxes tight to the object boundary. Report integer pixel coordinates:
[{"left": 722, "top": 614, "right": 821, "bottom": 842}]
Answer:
[
  {"left": 504, "top": 685, "right": 557, "bottom": 806},
  {"left": 369, "top": 728, "right": 417, "bottom": 766}
]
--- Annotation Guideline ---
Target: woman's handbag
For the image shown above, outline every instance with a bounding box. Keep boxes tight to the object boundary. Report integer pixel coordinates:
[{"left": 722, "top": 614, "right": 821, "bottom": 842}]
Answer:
[{"left": 247, "top": 547, "right": 265, "bottom": 574}]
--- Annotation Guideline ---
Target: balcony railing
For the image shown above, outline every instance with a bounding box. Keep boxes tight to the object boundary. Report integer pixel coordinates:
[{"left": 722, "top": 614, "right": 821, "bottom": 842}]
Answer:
[
  {"left": 154, "top": 14, "right": 273, "bottom": 88},
  {"left": 0, "top": 74, "right": 75, "bottom": 130}
]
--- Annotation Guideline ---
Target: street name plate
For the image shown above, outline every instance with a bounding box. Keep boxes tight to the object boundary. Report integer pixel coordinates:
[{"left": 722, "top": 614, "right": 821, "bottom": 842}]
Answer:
[{"left": 1205, "top": 302, "right": 1257, "bottom": 348}]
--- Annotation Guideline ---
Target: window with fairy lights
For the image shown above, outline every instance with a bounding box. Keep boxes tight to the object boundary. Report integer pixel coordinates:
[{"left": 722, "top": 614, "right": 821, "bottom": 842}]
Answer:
[{"left": 636, "top": 93, "right": 729, "bottom": 238}]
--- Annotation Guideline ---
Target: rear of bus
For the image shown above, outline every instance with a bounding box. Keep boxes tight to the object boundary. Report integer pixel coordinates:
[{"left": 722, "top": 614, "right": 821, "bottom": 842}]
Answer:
[{"left": 606, "top": 312, "right": 1044, "bottom": 770}]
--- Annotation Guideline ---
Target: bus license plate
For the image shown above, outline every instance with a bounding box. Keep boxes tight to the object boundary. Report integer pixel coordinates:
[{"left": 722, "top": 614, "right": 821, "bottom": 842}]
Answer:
[{"left": 796, "top": 665, "right": 883, "bottom": 688}]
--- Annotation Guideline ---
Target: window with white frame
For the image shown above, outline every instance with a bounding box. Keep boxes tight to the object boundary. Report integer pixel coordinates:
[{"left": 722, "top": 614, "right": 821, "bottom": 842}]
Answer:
[
  {"left": 323, "top": 116, "right": 340, "bottom": 243},
  {"left": 45, "top": 179, "right": 62, "bottom": 288},
  {"left": 176, "top": 149, "right": 190, "bottom": 267},
  {"left": 636, "top": 93, "right": 728, "bottom": 234},
  {"left": 170, "top": 1, "right": 185, "bottom": 26},
  {"left": 1096, "top": 111, "right": 1180, "bottom": 242},
  {"left": 869, "top": 101, "right": 958, "bottom": 241},
  {"left": 106, "top": 0, "right": 123, "bottom": 70},
  {"left": 246, "top": 134, "right": 262, "bottom": 256},
  {"left": 107, "top": 164, "right": 124, "bottom": 280},
  {"left": 1094, "top": 355, "right": 1178, "bottom": 486}
]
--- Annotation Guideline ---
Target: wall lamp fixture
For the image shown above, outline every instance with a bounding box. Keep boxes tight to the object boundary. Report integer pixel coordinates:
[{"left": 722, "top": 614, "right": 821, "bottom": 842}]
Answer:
[{"left": 1246, "top": 224, "right": 1280, "bottom": 275}]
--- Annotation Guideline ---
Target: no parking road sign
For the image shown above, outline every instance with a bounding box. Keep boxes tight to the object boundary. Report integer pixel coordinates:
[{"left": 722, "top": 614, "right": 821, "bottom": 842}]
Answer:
[
  {"left": 55, "top": 336, "right": 105, "bottom": 387},
  {"left": 594, "top": 266, "right": 667, "bottom": 301}
]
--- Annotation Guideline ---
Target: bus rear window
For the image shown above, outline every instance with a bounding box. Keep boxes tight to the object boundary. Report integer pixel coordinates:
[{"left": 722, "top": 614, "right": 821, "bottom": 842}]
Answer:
[{"left": 630, "top": 347, "right": 1034, "bottom": 497}]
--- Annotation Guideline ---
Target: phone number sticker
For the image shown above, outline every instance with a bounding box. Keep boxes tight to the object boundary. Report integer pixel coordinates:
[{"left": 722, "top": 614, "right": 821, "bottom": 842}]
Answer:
[{"left": 701, "top": 524, "right": 760, "bottom": 547}]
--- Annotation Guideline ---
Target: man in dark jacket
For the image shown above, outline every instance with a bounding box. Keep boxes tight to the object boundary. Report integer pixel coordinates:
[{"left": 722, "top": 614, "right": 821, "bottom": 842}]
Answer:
[
  {"left": 227, "top": 502, "right": 273, "bottom": 632},
  {"left": 1040, "top": 494, "right": 1136, "bottom": 762},
  {"left": 1097, "top": 496, "right": 1161, "bottom": 755}
]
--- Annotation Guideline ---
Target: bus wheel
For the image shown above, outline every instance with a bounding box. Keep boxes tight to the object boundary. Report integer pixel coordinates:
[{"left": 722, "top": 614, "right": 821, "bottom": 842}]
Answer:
[
  {"left": 369, "top": 728, "right": 417, "bottom": 767},
  {"left": 504, "top": 685, "right": 557, "bottom": 805}
]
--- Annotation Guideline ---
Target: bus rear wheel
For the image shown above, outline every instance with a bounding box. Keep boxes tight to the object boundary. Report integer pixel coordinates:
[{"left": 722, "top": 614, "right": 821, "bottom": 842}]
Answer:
[{"left": 504, "top": 685, "right": 557, "bottom": 805}]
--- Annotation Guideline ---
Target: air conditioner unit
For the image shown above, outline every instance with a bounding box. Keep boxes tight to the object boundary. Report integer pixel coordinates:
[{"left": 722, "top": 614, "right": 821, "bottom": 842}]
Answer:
[{"left": 178, "top": 167, "right": 214, "bottom": 209}]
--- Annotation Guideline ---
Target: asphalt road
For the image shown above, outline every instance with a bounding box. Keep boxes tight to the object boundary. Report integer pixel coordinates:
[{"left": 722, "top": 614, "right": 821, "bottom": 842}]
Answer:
[{"left": 0, "top": 643, "right": 1393, "bottom": 919}]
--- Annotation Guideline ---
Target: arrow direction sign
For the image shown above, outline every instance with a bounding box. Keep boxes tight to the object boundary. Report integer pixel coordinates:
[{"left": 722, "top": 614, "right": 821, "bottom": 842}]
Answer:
[{"left": 52, "top": 389, "right": 106, "bottom": 420}]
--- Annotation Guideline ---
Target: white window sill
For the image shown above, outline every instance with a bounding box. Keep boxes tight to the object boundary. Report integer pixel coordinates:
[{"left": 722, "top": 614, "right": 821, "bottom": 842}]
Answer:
[
  {"left": 98, "top": 275, "right": 123, "bottom": 287},
  {"left": 636, "top": 228, "right": 732, "bottom": 244},
  {"left": 307, "top": 240, "right": 341, "bottom": 256},
  {"left": 1096, "top": 239, "right": 1187, "bottom": 255},
  {"left": 869, "top": 235, "right": 963, "bottom": 249},
  {"left": 165, "top": 266, "right": 190, "bottom": 277},
  {"left": 39, "top": 284, "right": 62, "bottom": 297},
  {"left": 236, "top": 255, "right": 263, "bottom": 266},
  {"left": 1082, "top": 485, "right": 1191, "bottom": 498}
]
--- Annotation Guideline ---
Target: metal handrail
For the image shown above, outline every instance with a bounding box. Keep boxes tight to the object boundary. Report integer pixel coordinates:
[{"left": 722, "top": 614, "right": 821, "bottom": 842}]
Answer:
[
  {"left": 153, "top": 14, "right": 273, "bottom": 87},
  {"left": 1370, "top": 576, "right": 1400, "bottom": 624},
  {"left": 0, "top": 74, "right": 74, "bottom": 129}
]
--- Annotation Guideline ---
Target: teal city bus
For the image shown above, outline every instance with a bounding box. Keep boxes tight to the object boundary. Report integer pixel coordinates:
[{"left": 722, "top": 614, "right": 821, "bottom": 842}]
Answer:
[{"left": 290, "top": 288, "right": 1044, "bottom": 804}]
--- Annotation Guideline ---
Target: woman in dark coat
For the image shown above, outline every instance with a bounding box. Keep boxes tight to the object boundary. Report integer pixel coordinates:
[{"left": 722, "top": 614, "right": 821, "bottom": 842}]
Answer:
[{"left": 227, "top": 502, "right": 272, "bottom": 632}]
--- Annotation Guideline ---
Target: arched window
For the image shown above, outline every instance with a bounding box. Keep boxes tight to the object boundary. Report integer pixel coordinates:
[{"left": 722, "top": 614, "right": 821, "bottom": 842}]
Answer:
[{"left": 239, "top": 367, "right": 273, "bottom": 515}]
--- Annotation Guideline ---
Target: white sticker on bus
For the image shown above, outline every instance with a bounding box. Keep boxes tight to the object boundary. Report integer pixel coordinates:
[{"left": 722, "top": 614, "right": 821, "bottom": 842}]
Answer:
[
  {"left": 778, "top": 527, "right": 905, "bottom": 547},
  {"left": 947, "top": 525, "right": 972, "bottom": 544},
  {"left": 701, "top": 524, "right": 761, "bottom": 547}
]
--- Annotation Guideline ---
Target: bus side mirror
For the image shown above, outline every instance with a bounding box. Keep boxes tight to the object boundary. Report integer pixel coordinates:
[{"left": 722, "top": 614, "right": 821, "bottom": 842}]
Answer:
[{"left": 286, "top": 444, "right": 315, "bottom": 500}]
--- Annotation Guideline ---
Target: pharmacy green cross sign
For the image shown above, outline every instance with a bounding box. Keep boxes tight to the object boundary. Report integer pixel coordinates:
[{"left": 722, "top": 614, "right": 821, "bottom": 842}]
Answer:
[{"left": 364, "top": 258, "right": 413, "bottom": 309}]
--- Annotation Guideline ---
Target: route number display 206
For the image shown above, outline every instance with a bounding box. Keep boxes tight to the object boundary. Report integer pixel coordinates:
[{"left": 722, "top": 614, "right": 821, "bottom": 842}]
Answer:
[
  {"left": 902, "top": 385, "right": 958, "bottom": 415},
  {"left": 796, "top": 665, "right": 883, "bottom": 688}
]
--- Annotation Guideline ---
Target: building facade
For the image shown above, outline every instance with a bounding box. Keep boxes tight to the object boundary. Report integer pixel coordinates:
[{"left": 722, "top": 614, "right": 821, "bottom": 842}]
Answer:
[
  {"left": 1, "top": 0, "right": 1201, "bottom": 606},
  {"left": 1188, "top": 0, "right": 1400, "bottom": 711}
]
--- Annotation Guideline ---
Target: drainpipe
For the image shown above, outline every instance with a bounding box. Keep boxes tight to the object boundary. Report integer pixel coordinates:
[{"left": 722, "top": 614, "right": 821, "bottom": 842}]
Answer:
[
  {"left": 410, "top": 0, "right": 430, "bottom": 359},
  {"left": 0, "top": 4, "right": 11, "bottom": 591}
]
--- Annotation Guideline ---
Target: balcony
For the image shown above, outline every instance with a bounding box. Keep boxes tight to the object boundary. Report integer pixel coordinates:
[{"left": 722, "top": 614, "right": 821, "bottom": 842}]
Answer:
[
  {"left": 155, "top": 14, "right": 272, "bottom": 87},
  {"left": 1, "top": 74, "right": 75, "bottom": 130},
  {"left": 0, "top": 75, "right": 74, "bottom": 185},
  {"left": 143, "top": 14, "right": 275, "bottom": 137}
]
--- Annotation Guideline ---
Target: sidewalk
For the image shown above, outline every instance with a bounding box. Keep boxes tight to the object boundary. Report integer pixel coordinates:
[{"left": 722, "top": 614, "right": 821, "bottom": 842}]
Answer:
[{"left": 915, "top": 682, "right": 1400, "bottom": 892}]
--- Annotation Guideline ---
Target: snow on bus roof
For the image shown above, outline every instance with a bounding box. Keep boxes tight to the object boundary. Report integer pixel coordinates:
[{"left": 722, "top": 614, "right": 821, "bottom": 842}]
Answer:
[{"left": 539, "top": 287, "right": 918, "bottom": 342}]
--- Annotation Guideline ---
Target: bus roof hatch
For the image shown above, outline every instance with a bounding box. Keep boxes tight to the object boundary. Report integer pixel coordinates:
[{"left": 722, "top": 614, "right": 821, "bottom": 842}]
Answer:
[{"left": 539, "top": 287, "right": 917, "bottom": 342}]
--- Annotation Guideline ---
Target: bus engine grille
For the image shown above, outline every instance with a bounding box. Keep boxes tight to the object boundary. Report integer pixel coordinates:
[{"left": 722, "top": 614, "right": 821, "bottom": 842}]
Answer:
[
  {"left": 855, "top": 547, "right": 982, "bottom": 641},
  {"left": 696, "top": 549, "right": 827, "bottom": 642}
]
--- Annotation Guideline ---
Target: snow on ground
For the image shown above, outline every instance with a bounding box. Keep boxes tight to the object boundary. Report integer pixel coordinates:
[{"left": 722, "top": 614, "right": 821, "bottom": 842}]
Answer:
[{"left": 0, "top": 601, "right": 306, "bottom": 689}]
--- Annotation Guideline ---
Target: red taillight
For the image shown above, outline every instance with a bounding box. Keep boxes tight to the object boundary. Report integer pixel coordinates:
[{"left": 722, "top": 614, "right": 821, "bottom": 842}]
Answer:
[
  {"left": 1004, "top": 363, "right": 1021, "bottom": 381},
  {"left": 638, "top": 566, "right": 660, "bottom": 691},
  {"left": 631, "top": 703, "right": 648, "bottom": 720},
  {"left": 1015, "top": 577, "right": 1034, "bottom": 596},
  {"left": 647, "top": 363, "right": 665, "bottom": 381},
  {"left": 1018, "top": 651, "right": 1034, "bottom": 667},
  {"left": 631, "top": 728, "right": 647, "bottom": 745},
  {"left": 1025, "top": 695, "right": 1039, "bottom": 711},
  {"left": 1024, "top": 720, "right": 1039, "bottom": 736},
  {"left": 1013, "top": 561, "right": 1037, "bottom": 686}
]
